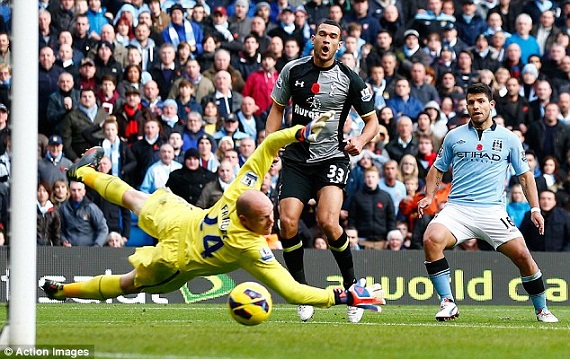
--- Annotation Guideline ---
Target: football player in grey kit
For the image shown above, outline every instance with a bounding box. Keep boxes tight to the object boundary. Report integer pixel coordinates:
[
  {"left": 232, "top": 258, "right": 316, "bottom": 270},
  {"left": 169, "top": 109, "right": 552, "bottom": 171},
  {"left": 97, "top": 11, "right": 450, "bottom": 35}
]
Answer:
[{"left": 265, "top": 19, "right": 379, "bottom": 323}]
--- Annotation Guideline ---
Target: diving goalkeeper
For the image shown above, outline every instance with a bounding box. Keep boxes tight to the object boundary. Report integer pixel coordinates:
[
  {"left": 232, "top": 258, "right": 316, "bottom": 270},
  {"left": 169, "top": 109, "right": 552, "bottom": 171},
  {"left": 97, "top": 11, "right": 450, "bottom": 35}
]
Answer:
[{"left": 40, "top": 113, "right": 385, "bottom": 312}]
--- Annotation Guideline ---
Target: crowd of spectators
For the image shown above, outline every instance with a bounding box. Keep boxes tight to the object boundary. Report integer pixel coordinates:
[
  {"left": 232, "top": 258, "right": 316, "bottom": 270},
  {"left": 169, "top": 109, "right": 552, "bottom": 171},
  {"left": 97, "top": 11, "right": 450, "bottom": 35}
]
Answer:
[{"left": 3, "top": 0, "right": 570, "bottom": 250}]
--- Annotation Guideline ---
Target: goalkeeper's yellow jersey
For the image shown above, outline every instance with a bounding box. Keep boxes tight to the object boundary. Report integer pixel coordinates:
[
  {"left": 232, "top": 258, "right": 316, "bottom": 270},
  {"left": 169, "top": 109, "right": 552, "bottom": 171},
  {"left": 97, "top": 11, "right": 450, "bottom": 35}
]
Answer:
[{"left": 132, "top": 126, "right": 336, "bottom": 307}]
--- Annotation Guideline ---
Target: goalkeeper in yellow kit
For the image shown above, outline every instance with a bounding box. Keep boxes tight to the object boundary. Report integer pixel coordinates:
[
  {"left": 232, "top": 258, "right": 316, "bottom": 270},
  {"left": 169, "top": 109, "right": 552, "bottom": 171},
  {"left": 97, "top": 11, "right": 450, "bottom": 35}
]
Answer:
[{"left": 40, "top": 113, "right": 385, "bottom": 312}]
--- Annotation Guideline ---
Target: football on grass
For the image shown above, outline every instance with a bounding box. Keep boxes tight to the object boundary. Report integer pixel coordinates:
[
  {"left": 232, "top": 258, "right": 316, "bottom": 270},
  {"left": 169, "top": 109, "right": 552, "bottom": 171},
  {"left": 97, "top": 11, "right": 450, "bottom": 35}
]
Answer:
[{"left": 228, "top": 282, "right": 272, "bottom": 326}]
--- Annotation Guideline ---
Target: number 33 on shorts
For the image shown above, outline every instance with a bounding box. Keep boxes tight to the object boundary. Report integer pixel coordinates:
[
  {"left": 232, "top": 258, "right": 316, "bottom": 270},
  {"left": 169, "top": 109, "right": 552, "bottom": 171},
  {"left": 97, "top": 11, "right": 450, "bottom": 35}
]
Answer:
[{"left": 326, "top": 163, "right": 349, "bottom": 184}]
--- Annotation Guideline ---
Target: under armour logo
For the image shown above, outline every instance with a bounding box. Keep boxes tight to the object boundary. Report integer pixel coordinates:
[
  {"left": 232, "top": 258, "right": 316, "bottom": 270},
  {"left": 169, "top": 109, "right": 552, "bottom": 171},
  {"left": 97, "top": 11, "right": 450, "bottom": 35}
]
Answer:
[{"left": 295, "top": 80, "right": 305, "bottom": 87}]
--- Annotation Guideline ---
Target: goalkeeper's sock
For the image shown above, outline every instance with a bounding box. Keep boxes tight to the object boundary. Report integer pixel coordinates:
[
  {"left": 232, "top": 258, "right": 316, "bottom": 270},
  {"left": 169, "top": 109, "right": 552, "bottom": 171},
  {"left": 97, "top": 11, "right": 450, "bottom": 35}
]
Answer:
[
  {"left": 294, "top": 128, "right": 307, "bottom": 142},
  {"left": 329, "top": 231, "right": 355, "bottom": 290},
  {"left": 333, "top": 288, "right": 348, "bottom": 305},
  {"left": 522, "top": 270, "right": 548, "bottom": 313},
  {"left": 281, "top": 233, "right": 308, "bottom": 284},
  {"left": 63, "top": 275, "right": 124, "bottom": 300},
  {"left": 425, "top": 258, "right": 454, "bottom": 302},
  {"left": 82, "top": 169, "right": 134, "bottom": 207}
]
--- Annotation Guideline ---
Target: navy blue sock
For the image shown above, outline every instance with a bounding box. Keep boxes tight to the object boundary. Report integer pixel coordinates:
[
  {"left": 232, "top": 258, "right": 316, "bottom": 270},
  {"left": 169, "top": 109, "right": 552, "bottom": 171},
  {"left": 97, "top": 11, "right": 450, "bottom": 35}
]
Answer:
[
  {"left": 329, "top": 232, "right": 355, "bottom": 290},
  {"left": 281, "top": 233, "right": 307, "bottom": 284}
]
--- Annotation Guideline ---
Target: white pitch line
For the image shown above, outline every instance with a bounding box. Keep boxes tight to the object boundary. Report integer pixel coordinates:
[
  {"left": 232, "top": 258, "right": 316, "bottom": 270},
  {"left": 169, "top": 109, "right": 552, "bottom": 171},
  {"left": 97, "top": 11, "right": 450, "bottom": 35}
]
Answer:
[
  {"left": 46, "top": 318, "right": 569, "bottom": 331},
  {"left": 283, "top": 320, "right": 570, "bottom": 331}
]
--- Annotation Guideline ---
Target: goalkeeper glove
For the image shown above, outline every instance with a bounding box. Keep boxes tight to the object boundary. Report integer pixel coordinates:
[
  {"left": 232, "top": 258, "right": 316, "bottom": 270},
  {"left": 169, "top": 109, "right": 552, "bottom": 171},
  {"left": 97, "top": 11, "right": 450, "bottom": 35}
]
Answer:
[
  {"left": 295, "top": 110, "right": 335, "bottom": 142},
  {"left": 346, "top": 278, "right": 386, "bottom": 312}
]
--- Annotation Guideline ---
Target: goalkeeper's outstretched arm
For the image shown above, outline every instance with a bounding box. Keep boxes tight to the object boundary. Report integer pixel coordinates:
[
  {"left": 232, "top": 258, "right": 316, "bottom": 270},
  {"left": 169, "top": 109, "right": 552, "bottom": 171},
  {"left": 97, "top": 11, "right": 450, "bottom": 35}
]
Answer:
[{"left": 244, "top": 257, "right": 386, "bottom": 311}]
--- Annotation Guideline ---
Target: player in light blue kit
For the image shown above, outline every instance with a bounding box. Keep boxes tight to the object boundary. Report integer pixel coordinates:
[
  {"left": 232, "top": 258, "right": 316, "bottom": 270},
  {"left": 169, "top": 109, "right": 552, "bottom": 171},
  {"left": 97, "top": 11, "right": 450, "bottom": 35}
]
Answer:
[{"left": 418, "top": 83, "right": 558, "bottom": 323}]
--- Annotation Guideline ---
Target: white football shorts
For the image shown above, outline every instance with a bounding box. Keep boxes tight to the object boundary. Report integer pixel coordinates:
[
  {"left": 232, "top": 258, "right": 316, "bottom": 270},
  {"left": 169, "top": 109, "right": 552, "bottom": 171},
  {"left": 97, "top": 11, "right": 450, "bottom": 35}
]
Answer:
[{"left": 430, "top": 203, "right": 523, "bottom": 250}]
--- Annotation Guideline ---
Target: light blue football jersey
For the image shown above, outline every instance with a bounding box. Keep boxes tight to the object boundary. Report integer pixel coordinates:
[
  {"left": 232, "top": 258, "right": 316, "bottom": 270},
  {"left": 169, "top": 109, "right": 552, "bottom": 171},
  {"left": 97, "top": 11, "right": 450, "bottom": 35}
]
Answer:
[{"left": 434, "top": 122, "right": 529, "bottom": 206}]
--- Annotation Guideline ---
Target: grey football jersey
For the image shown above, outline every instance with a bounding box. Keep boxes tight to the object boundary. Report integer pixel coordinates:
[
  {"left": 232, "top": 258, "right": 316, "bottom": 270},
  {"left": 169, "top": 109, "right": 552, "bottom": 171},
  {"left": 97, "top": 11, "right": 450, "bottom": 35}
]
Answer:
[{"left": 271, "top": 56, "right": 375, "bottom": 164}]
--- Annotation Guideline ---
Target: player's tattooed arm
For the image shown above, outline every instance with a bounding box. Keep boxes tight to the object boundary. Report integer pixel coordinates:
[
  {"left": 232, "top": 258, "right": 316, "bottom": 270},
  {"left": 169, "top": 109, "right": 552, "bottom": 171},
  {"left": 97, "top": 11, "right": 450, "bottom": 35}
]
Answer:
[
  {"left": 518, "top": 171, "right": 540, "bottom": 208},
  {"left": 424, "top": 167, "right": 444, "bottom": 198},
  {"left": 432, "top": 171, "right": 443, "bottom": 195},
  {"left": 519, "top": 170, "right": 545, "bottom": 234},
  {"left": 418, "top": 167, "right": 445, "bottom": 218}
]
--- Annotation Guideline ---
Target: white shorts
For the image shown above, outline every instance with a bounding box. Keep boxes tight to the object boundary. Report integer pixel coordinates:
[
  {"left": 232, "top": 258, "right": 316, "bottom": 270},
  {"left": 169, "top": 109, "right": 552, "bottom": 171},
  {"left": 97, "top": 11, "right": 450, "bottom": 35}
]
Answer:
[{"left": 430, "top": 203, "right": 523, "bottom": 250}]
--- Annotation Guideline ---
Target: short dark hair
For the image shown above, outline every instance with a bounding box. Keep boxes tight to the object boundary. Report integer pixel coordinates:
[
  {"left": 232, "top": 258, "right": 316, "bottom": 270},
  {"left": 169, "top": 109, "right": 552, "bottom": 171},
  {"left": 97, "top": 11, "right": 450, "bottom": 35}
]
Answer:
[
  {"left": 177, "top": 41, "right": 191, "bottom": 51},
  {"left": 169, "top": 130, "right": 183, "bottom": 138},
  {"left": 316, "top": 19, "right": 342, "bottom": 34},
  {"left": 528, "top": 53, "right": 541, "bottom": 62},
  {"left": 101, "top": 74, "right": 117, "bottom": 85},
  {"left": 244, "top": 34, "right": 258, "bottom": 43},
  {"left": 261, "top": 50, "right": 276, "bottom": 61},
  {"left": 80, "top": 87, "right": 96, "bottom": 96},
  {"left": 466, "top": 83, "right": 493, "bottom": 101},
  {"left": 544, "top": 102, "right": 559, "bottom": 111},
  {"left": 458, "top": 49, "right": 473, "bottom": 61},
  {"left": 395, "top": 77, "right": 410, "bottom": 86},
  {"left": 539, "top": 188, "right": 557, "bottom": 198},
  {"left": 416, "top": 111, "right": 431, "bottom": 122},
  {"left": 178, "top": 78, "right": 194, "bottom": 89}
]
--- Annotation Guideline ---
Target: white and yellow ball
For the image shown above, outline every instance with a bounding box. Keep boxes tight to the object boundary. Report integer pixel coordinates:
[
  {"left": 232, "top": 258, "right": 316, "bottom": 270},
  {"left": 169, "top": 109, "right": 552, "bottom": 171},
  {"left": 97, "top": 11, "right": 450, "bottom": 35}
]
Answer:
[{"left": 228, "top": 282, "right": 272, "bottom": 326}]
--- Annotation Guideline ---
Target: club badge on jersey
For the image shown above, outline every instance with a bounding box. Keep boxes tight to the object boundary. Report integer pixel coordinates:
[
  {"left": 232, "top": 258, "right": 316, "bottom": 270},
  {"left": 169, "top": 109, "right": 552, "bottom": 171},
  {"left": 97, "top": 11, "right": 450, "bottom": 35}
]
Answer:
[{"left": 241, "top": 172, "right": 258, "bottom": 187}]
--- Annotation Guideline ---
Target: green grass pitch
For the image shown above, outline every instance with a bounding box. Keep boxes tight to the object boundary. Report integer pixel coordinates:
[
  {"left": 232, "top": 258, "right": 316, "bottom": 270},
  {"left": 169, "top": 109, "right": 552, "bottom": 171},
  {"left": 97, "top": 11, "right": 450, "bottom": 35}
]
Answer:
[{"left": 1, "top": 304, "right": 569, "bottom": 359}]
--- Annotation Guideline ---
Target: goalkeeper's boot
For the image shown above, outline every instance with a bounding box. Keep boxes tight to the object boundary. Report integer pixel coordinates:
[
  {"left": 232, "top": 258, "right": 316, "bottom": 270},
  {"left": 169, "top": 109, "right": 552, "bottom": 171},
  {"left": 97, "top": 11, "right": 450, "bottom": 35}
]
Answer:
[
  {"left": 435, "top": 298, "right": 459, "bottom": 321},
  {"left": 347, "top": 306, "right": 364, "bottom": 323},
  {"left": 536, "top": 309, "right": 558, "bottom": 323},
  {"left": 67, "top": 146, "right": 105, "bottom": 182},
  {"left": 297, "top": 305, "right": 314, "bottom": 322},
  {"left": 39, "top": 278, "right": 66, "bottom": 301},
  {"left": 295, "top": 111, "right": 335, "bottom": 143}
]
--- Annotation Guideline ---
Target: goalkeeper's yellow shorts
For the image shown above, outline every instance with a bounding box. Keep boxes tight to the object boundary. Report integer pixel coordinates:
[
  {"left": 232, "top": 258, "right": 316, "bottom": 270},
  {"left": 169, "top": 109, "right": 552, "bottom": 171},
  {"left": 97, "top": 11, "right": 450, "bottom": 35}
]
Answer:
[{"left": 128, "top": 188, "right": 204, "bottom": 293}]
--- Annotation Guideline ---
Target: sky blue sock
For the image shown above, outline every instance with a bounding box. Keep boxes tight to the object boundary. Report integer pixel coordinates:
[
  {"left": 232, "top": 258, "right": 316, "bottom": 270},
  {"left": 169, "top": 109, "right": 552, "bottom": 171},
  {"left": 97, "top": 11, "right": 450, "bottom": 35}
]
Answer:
[
  {"left": 529, "top": 293, "right": 548, "bottom": 313},
  {"left": 425, "top": 259, "right": 454, "bottom": 302},
  {"left": 430, "top": 269, "right": 454, "bottom": 302}
]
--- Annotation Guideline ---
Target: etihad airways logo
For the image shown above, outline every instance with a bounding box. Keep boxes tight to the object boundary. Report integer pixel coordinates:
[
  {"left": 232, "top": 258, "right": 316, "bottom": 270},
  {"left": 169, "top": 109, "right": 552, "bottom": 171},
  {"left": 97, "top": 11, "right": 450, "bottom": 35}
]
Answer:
[{"left": 457, "top": 151, "right": 502, "bottom": 161}]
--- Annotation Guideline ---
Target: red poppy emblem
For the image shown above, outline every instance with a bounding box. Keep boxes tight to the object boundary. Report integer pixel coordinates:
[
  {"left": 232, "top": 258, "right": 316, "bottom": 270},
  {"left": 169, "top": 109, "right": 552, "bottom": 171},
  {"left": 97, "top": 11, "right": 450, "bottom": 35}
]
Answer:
[
  {"left": 476, "top": 143, "right": 483, "bottom": 151},
  {"left": 311, "top": 83, "right": 320, "bottom": 94},
  {"left": 377, "top": 202, "right": 384, "bottom": 208}
]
